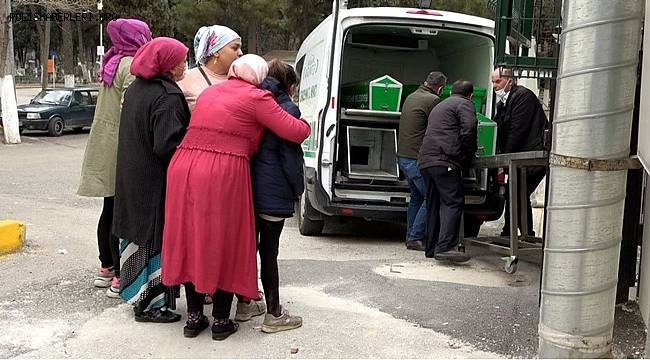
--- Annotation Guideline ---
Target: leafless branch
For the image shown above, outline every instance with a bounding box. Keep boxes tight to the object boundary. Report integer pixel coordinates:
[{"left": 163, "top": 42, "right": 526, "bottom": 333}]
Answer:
[{"left": 14, "top": 0, "right": 97, "bottom": 12}]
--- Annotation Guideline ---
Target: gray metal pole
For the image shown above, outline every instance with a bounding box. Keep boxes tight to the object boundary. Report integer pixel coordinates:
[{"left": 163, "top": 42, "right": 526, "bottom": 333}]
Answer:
[{"left": 538, "top": 0, "right": 643, "bottom": 358}]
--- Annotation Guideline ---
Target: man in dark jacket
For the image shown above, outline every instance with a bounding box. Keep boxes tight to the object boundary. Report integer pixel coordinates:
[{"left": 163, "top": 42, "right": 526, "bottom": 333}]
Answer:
[
  {"left": 397, "top": 71, "right": 447, "bottom": 251},
  {"left": 491, "top": 67, "right": 548, "bottom": 237},
  {"left": 418, "top": 80, "right": 477, "bottom": 263}
]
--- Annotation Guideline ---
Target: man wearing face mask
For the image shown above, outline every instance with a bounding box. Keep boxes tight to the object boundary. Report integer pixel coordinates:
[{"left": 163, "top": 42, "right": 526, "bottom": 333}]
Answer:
[
  {"left": 397, "top": 71, "right": 447, "bottom": 251},
  {"left": 491, "top": 67, "right": 548, "bottom": 237}
]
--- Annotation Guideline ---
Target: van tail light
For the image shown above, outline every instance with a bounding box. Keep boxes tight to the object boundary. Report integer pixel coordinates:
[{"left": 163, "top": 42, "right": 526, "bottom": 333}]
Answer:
[
  {"left": 341, "top": 208, "right": 354, "bottom": 216},
  {"left": 496, "top": 170, "right": 506, "bottom": 184},
  {"left": 475, "top": 214, "right": 488, "bottom": 222}
]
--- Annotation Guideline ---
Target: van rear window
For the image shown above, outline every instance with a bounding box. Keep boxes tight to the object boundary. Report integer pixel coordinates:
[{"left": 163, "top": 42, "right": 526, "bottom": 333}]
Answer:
[{"left": 349, "top": 33, "right": 421, "bottom": 49}]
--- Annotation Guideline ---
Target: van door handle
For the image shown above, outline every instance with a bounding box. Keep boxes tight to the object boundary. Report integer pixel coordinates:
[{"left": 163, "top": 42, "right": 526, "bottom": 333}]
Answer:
[
  {"left": 321, "top": 159, "right": 332, "bottom": 167},
  {"left": 326, "top": 124, "right": 336, "bottom": 137}
]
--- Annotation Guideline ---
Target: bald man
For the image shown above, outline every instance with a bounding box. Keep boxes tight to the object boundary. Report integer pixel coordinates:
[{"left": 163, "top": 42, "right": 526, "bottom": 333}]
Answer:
[{"left": 491, "top": 67, "right": 548, "bottom": 237}]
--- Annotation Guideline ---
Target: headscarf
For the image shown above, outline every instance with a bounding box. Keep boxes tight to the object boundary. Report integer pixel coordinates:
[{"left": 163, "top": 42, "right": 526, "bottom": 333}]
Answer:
[
  {"left": 130, "top": 37, "right": 189, "bottom": 80},
  {"left": 227, "top": 54, "right": 268, "bottom": 86},
  {"left": 193, "top": 25, "right": 241, "bottom": 65},
  {"left": 99, "top": 19, "right": 152, "bottom": 86}
]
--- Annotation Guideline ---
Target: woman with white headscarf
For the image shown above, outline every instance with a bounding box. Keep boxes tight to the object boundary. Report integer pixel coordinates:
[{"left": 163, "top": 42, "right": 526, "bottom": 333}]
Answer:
[
  {"left": 178, "top": 25, "right": 243, "bottom": 111},
  {"left": 161, "top": 55, "right": 311, "bottom": 340}
]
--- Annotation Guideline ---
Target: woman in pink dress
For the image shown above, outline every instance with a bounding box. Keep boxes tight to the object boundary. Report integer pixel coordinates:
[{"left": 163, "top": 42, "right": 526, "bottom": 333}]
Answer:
[{"left": 161, "top": 54, "right": 310, "bottom": 340}]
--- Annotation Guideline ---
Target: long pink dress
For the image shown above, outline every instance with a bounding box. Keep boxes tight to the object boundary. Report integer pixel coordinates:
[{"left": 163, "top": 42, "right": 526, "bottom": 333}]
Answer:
[{"left": 161, "top": 78, "right": 311, "bottom": 298}]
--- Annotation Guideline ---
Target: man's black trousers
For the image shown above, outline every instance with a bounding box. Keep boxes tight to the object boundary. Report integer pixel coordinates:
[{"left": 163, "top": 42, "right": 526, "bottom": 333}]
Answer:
[{"left": 421, "top": 166, "right": 464, "bottom": 258}]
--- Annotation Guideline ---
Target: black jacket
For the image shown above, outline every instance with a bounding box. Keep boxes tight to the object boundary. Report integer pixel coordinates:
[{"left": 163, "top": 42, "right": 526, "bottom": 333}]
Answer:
[
  {"left": 418, "top": 94, "right": 477, "bottom": 171},
  {"left": 397, "top": 84, "right": 441, "bottom": 159},
  {"left": 112, "top": 75, "right": 190, "bottom": 250},
  {"left": 251, "top": 77, "right": 305, "bottom": 217},
  {"left": 493, "top": 84, "right": 548, "bottom": 153}
]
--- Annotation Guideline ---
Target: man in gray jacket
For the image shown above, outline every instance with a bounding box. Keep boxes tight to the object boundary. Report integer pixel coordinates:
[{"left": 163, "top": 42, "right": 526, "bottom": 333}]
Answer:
[
  {"left": 418, "top": 80, "right": 477, "bottom": 263},
  {"left": 397, "top": 71, "right": 447, "bottom": 251}
]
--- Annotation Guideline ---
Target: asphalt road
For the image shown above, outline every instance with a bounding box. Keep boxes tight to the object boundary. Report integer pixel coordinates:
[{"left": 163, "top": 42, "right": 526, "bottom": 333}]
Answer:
[{"left": 0, "top": 100, "right": 644, "bottom": 358}]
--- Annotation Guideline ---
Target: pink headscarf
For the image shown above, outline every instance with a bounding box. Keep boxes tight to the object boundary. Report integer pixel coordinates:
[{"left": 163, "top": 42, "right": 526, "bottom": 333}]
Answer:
[
  {"left": 130, "top": 37, "right": 188, "bottom": 80},
  {"left": 228, "top": 54, "right": 268, "bottom": 86},
  {"left": 99, "top": 19, "right": 152, "bottom": 86}
]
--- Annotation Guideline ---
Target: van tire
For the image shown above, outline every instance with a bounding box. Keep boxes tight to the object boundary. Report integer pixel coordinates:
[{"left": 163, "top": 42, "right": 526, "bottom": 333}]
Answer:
[{"left": 297, "top": 194, "right": 324, "bottom": 236}]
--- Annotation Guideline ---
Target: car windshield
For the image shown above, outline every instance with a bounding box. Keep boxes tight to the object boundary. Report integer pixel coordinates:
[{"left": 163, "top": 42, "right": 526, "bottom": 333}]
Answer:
[{"left": 32, "top": 90, "right": 71, "bottom": 105}]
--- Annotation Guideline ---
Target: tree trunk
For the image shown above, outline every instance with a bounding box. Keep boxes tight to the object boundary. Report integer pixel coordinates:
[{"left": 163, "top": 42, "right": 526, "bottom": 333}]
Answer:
[
  {"left": 61, "top": 20, "right": 74, "bottom": 87},
  {"left": 77, "top": 22, "right": 84, "bottom": 67},
  {"left": 0, "top": 0, "right": 6, "bottom": 77},
  {"left": 247, "top": 19, "right": 259, "bottom": 54},
  {"left": 1, "top": 0, "right": 20, "bottom": 144},
  {"left": 40, "top": 18, "right": 50, "bottom": 90}
]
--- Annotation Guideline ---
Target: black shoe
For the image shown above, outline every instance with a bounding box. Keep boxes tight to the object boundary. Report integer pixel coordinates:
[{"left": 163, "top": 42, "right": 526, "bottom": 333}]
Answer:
[
  {"left": 184, "top": 315, "right": 210, "bottom": 338},
  {"left": 434, "top": 250, "right": 471, "bottom": 263},
  {"left": 212, "top": 319, "right": 239, "bottom": 340},
  {"left": 406, "top": 240, "right": 425, "bottom": 251},
  {"left": 135, "top": 308, "right": 182, "bottom": 323}
]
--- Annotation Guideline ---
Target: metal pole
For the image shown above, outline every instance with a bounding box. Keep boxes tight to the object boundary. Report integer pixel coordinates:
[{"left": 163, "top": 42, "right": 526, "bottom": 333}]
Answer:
[
  {"left": 538, "top": 0, "right": 643, "bottom": 358},
  {"left": 98, "top": 0, "right": 103, "bottom": 72}
]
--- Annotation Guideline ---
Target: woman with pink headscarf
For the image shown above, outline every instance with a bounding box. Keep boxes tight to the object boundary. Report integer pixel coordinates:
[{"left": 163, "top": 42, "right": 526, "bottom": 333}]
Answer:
[
  {"left": 78, "top": 19, "right": 151, "bottom": 298},
  {"left": 113, "top": 37, "right": 190, "bottom": 324},
  {"left": 162, "top": 54, "right": 311, "bottom": 340}
]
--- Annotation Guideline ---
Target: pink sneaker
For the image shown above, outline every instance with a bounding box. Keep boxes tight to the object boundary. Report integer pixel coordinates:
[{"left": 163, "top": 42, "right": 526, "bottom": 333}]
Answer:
[
  {"left": 93, "top": 267, "right": 115, "bottom": 288},
  {"left": 106, "top": 277, "right": 120, "bottom": 298}
]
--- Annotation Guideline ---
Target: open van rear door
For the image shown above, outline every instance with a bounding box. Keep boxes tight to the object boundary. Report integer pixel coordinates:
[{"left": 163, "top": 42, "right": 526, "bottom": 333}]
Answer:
[{"left": 315, "top": 0, "right": 346, "bottom": 200}]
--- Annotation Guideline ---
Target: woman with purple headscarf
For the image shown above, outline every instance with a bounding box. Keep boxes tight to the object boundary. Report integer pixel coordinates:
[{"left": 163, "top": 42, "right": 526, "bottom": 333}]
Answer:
[{"left": 78, "top": 18, "right": 151, "bottom": 299}]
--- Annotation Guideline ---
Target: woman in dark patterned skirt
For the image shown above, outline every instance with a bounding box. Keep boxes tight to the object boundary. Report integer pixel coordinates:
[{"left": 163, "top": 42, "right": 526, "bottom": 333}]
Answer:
[{"left": 112, "top": 37, "right": 191, "bottom": 323}]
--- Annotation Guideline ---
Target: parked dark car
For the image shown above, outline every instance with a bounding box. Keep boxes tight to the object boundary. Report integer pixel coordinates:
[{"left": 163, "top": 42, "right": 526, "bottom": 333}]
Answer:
[{"left": 18, "top": 87, "right": 99, "bottom": 137}]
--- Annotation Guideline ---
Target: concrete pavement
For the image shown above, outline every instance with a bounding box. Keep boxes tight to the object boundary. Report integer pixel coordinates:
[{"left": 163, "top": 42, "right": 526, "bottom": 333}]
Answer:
[{"left": 0, "top": 132, "right": 644, "bottom": 358}]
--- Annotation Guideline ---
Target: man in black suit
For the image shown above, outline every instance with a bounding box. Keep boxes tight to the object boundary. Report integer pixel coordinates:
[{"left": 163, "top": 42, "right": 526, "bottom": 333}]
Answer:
[{"left": 491, "top": 67, "right": 548, "bottom": 237}]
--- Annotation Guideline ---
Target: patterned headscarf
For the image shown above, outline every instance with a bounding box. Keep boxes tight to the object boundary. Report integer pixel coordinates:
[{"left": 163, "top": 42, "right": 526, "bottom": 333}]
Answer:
[
  {"left": 193, "top": 25, "right": 241, "bottom": 65},
  {"left": 227, "top": 54, "right": 268, "bottom": 86},
  {"left": 99, "top": 19, "right": 152, "bottom": 86},
  {"left": 130, "top": 37, "right": 188, "bottom": 80}
]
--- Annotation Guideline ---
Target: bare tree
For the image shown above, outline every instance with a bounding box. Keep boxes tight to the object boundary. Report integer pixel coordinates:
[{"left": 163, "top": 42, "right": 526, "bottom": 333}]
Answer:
[
  {"left": 60, "top": 20, "right": 73, "bottom": 86},
  {"left": 1, "top": 0, "right": 21, "bottom": 143},
  {"left": 17, "top": 0, "right": 96, "bottom": 88}
]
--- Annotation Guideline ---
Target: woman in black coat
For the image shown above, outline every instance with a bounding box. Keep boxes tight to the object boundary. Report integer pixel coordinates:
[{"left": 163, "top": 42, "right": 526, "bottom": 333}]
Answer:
[
  {"left": 112, "top": 37, "right": 190, "bottom": 323},
  {"left": 251, "top": 60, "right": 304, "bottom": 333}
]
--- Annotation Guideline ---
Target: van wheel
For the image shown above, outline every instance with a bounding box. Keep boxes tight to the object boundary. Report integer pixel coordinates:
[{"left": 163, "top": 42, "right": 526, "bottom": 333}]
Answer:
[
  {"left": 47, "top": 117, "right": 64, "bottom": 137},
  {"left": 297, "top": 194, "right": 324, "bottom": 236},
  {"left": 464, "top": 218, "right": 483, "bottom": 238}
]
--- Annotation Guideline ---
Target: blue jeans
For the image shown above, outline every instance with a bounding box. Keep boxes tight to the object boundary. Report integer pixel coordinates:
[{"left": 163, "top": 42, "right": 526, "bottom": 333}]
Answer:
[{"left": 398, "top": 157, "right": 427, "bottom": 241}]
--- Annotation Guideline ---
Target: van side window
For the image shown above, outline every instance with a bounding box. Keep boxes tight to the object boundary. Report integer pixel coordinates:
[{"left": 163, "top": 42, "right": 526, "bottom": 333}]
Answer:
[{"left": 295, "top": 56, "right": 306, "bottom": 79}]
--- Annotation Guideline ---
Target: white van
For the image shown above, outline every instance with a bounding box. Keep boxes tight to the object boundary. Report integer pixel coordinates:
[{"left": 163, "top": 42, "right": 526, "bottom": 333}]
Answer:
[{"left": 294, "top": 5, "right": 504, "bottom": 235}]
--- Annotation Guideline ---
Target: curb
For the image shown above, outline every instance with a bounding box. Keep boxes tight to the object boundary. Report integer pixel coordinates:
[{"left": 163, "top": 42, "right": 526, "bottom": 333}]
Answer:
[{"left": 0, "top": 220, "right": 26, "bottom": 255}]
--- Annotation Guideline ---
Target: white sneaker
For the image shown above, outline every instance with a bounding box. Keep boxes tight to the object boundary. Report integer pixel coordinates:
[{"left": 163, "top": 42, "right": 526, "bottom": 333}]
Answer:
[
  {"left": 106, "top": 277, "right": 120, "bottom": 298},
  {"left": 93, "top": 267, "right": 115, "bottom": 288}
]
